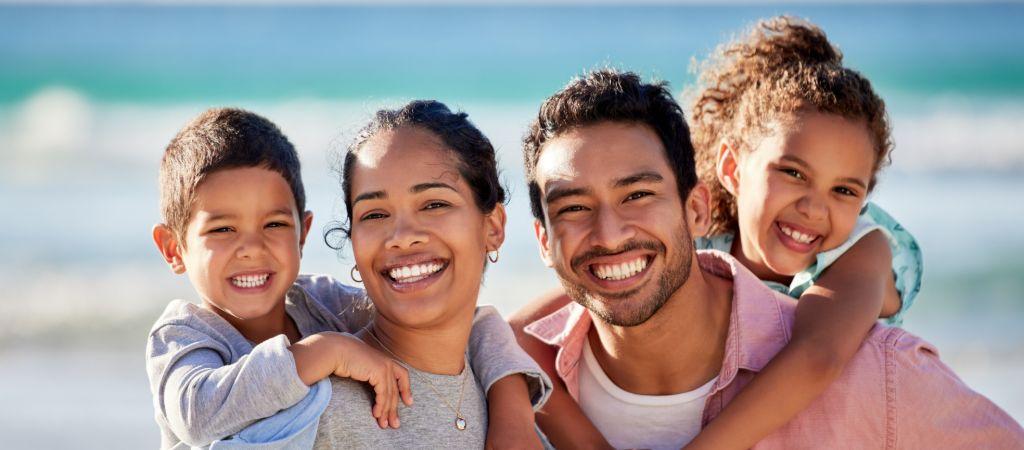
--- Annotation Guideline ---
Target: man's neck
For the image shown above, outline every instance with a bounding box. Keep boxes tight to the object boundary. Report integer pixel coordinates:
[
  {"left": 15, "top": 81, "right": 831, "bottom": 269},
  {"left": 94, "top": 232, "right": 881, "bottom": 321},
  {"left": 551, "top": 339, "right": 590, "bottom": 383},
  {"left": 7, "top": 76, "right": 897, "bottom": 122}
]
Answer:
[{"left": 587, "top": 261, "right": 733, "bottom": 395}]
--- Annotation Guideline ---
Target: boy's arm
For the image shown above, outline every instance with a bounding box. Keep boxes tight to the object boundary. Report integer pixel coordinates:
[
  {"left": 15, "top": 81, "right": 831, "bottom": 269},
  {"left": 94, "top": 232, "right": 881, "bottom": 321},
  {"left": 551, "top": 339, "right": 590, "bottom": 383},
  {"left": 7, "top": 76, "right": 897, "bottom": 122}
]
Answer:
[
  {"left": 149, "top": 331, "right": 311, "bottom": 447},
  {"left": 467, "top": 305, "right": 552, "bottom": 449},
  {"left": 151, "top": 328, "right": 411, "bottom": 446},
  {"left": 684, "top": 230, "right": 893, "bottom": 450},
  {"left": 507, "top": 291, "right": 613, "bottom": 450},
  {"left": 290, "top": 331, "right": 412, "bottom": 429}
]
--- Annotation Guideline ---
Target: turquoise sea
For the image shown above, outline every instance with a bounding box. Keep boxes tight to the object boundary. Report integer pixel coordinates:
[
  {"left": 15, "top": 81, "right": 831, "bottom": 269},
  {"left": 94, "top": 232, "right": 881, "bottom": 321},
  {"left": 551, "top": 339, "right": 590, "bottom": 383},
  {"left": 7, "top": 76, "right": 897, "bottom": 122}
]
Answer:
[{"left": 1, "top": 4, "right": 1022, "bottom": 448}]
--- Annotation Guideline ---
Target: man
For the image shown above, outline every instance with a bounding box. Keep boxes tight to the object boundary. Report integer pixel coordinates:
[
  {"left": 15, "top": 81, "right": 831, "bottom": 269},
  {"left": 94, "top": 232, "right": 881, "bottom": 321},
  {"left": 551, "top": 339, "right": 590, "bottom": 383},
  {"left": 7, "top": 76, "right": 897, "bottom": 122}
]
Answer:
[{"left": 510, "top": 69, "right": 1023, "bottom": 449}]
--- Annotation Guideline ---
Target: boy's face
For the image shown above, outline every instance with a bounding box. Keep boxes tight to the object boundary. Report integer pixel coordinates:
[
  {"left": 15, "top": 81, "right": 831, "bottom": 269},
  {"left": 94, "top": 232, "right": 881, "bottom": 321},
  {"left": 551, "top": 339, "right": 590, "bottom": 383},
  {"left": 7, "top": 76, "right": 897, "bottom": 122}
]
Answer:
[{"left": 154, "top": 167, "right": 312, "bottom": 326}]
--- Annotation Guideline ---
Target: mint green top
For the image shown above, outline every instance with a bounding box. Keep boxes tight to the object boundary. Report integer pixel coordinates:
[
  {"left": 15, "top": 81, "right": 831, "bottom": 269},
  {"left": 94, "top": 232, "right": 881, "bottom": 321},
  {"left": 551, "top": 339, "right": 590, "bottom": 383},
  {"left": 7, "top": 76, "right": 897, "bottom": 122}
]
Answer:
[{"left": 695, "top": 202, "right": 922, "bottom": 326}]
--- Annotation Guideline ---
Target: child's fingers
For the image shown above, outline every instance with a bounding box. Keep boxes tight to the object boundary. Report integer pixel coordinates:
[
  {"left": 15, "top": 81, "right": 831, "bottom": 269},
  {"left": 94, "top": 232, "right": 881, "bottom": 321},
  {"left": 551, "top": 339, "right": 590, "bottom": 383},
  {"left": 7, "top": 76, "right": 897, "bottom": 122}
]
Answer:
[
  {"left": 371, "top": 367, "right": 395, "bottom": 429},
  {"left": 394, "top": 364, "right": 413, "bottom": 406}
]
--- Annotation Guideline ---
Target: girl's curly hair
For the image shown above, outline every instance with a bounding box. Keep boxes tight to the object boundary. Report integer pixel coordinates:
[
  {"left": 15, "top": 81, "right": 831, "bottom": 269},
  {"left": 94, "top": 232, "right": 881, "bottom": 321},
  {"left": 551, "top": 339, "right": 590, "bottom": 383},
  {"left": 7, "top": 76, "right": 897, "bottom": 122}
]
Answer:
[{"left": 690, "top": 16, "right": 893, "bottom": 235}]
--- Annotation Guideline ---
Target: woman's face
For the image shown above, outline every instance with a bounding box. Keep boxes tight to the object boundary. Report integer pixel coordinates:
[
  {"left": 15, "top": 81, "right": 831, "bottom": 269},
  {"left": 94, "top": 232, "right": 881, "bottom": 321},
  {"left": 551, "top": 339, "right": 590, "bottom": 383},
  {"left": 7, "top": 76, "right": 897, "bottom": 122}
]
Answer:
[{"left": 348, "top": 126, "right": 505, "bottom": 330}]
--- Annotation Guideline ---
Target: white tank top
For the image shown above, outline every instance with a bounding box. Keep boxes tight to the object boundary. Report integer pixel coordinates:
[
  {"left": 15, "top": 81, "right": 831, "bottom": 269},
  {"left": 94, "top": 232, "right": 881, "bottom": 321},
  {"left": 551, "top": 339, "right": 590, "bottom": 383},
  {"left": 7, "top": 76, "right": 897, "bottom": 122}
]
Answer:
[{"left": 578, "top": 338, "right": 716, "bottom": 450}]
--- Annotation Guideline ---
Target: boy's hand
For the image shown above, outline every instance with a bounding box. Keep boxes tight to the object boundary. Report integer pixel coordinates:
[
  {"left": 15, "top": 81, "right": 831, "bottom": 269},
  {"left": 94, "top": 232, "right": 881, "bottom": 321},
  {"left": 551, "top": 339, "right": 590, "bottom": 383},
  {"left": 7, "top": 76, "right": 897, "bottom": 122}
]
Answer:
[
  {"left": 332, "top": 334, "right": 414, "bottom": 429},
  {"left": 486, "top": 375, "right": 544, "bottom": 450}
]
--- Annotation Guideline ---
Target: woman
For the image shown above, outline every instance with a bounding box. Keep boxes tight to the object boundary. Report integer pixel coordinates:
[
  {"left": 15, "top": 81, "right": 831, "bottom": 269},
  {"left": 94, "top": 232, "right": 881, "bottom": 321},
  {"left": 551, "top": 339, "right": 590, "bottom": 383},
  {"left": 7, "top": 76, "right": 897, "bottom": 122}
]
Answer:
[{"left": 314, "top": 100, "right": 543, "bottom": 448}]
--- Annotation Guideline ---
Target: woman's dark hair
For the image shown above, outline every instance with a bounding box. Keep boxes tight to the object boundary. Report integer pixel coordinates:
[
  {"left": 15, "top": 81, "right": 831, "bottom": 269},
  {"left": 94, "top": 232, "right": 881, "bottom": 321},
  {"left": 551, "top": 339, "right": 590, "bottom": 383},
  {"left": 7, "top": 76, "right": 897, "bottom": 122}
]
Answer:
[{"left": 325, "top": 100, "right": 506, "bottom": 248}]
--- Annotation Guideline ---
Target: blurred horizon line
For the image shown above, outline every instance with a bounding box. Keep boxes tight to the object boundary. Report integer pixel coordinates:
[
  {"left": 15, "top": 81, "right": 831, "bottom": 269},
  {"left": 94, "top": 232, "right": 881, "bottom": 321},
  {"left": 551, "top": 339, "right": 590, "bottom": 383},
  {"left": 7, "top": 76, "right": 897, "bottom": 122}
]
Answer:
[{"left": 1, "top": 0, "right": 1017, "bottom": 6}]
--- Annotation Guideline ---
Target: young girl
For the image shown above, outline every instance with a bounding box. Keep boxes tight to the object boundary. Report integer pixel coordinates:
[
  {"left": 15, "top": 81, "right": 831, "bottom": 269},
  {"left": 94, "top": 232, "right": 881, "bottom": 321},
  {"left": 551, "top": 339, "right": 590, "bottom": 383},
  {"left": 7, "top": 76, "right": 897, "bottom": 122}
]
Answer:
[
  {"left": 514, "top": 16, "right": 923, "bottom": 449},
  {"left": 683, "top": 16, "right": 923, "bottom": 449}
]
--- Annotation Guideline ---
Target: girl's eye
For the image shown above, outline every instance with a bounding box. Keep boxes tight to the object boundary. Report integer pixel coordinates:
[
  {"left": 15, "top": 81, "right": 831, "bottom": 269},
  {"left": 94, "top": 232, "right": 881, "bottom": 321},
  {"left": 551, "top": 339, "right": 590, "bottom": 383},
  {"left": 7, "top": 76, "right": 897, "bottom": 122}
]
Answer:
[
  {"left": 780, "top": 168, "right": 805, "bottom": 180},
  {"left": 209, "top": 227, "right": 233, "bottom": 233},
  {"left": 833, "top": 186, "right": 859, "bottom": 197},
  {"left": 625, "top": 191, "right": 653, "bottom": 201}
]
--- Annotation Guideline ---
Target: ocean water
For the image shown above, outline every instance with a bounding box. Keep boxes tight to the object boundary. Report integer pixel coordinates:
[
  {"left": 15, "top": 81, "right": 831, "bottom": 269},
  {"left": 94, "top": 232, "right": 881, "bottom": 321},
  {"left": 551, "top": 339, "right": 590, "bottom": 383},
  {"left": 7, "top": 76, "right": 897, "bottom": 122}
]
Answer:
[{"left": 1, "top": 4, "right": 1022, "bottom": 448}]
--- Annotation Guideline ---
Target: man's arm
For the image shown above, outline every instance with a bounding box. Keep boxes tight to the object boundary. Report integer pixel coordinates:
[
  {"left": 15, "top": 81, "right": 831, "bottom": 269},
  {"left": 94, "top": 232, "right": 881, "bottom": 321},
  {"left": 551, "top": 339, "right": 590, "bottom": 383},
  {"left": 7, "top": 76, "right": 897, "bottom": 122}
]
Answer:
[{"left": 508, "top": 290, "right": 613, "bottom": 450}]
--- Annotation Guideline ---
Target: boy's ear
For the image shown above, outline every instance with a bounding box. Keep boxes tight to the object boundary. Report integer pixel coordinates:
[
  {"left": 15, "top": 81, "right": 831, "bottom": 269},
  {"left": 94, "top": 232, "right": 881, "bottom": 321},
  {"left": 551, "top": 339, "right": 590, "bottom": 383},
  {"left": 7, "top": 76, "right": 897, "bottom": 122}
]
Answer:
[
  {"left": 298, "top": 211, "right": 314, "bottom": 251},
  {"left": 533, "top": 219, "right": 554, "bottom": 268},
  {"left": 483, "top": 204, "right": 507, "bottom": 253},
  {"left": 716, "top": 141, "right": 741, "bottom": 197},
  {"left": 152, "top": 224, "right": 186, "bottom": 274},
  {"left": 685, "top": 183, "right": 712, "bottom": 238}
]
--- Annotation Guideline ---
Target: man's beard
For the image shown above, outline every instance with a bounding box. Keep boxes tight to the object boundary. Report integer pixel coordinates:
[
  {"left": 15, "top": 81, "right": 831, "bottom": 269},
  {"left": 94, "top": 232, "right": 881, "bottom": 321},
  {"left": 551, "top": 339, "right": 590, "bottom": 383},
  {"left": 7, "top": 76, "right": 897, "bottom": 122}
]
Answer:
[{"left": 555, "top": 225, "right": 693, "bottom": 327}]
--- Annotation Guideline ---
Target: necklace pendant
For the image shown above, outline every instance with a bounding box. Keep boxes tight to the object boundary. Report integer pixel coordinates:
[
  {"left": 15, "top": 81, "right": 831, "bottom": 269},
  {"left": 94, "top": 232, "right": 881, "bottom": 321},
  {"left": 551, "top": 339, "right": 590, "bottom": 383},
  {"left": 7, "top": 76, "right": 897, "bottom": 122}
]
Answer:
[{"left": 455, "top": 416, "right": 467, "bottom": 431}]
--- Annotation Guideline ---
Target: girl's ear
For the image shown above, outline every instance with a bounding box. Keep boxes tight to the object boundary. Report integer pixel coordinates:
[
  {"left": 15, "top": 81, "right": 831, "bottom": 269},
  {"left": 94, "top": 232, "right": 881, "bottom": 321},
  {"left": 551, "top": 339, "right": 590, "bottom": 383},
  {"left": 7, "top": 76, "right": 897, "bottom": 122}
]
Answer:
[{"left": 716, "top": 141, "right": 741, "bottom": 197}]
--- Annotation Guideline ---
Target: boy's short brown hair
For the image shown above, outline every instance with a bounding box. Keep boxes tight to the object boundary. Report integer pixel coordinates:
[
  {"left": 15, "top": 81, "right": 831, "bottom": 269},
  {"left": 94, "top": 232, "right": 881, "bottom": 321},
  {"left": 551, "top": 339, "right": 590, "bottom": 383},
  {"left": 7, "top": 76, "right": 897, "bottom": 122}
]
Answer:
[{"left": 159, "top": 107, "right": 306, "bottom": 240}]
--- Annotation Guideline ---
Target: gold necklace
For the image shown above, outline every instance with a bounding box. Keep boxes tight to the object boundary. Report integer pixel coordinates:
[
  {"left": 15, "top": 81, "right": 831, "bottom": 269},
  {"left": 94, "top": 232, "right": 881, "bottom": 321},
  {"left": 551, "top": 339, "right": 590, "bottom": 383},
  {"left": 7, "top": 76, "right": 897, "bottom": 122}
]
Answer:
[{"left": 366, "top": 327, "right": 469, "bottom": 431}]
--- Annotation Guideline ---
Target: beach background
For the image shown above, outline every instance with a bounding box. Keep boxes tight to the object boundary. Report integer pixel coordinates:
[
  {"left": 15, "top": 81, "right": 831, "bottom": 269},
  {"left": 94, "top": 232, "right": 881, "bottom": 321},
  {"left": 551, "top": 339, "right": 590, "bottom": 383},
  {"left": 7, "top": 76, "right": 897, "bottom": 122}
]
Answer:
[{"left": 1, "top": 2, "right": 1022, "bottom": 448}]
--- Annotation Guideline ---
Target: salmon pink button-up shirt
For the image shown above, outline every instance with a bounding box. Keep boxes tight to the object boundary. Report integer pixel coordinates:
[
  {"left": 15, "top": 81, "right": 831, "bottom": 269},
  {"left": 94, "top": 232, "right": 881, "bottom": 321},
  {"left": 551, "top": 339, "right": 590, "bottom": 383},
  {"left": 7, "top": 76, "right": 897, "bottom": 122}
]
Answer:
[{"left": 525, "top": 251, "right": 1024, "bottom": 449}]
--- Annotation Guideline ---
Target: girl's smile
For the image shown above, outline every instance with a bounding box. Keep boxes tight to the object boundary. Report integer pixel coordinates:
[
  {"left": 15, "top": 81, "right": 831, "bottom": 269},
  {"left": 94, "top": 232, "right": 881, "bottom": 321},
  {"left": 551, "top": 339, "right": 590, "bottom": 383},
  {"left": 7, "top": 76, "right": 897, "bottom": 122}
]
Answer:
[{"left": 723, "top": 112, "right": 875, "bottom": 280}]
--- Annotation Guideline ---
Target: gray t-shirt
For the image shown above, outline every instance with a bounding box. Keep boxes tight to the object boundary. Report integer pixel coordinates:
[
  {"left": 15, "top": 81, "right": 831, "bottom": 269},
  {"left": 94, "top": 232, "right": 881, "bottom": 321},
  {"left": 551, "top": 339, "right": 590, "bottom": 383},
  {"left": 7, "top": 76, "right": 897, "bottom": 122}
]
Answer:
[
  {"left": 314, "top": 356, "right": 487, "bottom": 449},
  {"left": 146, "top": 274, "right": 549, "bottom": 449}
]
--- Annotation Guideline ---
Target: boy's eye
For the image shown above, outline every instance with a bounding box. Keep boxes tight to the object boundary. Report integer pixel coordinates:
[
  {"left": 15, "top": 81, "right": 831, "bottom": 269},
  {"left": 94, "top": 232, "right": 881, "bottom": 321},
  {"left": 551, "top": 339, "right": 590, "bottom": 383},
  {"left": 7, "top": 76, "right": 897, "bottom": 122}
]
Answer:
[{"left": 265, "top": 221, "right": 290, "bottom": 229}]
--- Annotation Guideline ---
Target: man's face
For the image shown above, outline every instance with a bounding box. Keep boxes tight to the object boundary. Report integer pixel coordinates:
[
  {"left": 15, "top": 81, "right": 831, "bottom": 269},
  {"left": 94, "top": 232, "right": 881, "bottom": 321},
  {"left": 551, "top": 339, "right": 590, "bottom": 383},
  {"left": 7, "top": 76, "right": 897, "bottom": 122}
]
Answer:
[{"left": 533, "top": 122, "right": 694, "bottom": 327}]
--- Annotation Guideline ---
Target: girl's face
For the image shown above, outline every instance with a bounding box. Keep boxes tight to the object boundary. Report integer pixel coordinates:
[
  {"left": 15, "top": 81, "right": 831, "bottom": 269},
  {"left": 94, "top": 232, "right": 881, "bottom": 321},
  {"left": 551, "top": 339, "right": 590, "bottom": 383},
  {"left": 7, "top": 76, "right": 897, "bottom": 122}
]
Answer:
[
  {"left": 348, "top": 126, "right": 505, "bottom": 330},
  {"left": 721, "top": 112, "right": 875, "bottom": 281}
]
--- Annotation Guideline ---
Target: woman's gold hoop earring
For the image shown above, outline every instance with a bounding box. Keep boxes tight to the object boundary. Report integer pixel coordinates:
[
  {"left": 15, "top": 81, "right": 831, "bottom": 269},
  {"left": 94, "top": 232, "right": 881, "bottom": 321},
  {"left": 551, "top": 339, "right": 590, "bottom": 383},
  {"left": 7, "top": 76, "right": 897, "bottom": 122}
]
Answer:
[
  {"left": 487, "top": 249, "right": 500, "bottom": 264},
  {"left": 350, "top": 266, "right": 362, "bottom": 283}
]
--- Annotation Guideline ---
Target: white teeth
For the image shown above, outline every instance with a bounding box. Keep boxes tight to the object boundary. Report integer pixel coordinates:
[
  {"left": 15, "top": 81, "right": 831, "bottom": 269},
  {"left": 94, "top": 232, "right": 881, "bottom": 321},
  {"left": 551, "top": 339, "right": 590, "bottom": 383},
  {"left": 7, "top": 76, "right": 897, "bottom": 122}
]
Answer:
[
  {"left": 593, "top": 257, "right": 648, "bottom": 281},
  {"left": 780, "top": 224, "right": 817, "bottom": 244},
  {"left": 388, "top": 262, "right": 443, "bottom": 284},
  {"left": 231, "top": 274, "right": 269, "bottom": 288}
]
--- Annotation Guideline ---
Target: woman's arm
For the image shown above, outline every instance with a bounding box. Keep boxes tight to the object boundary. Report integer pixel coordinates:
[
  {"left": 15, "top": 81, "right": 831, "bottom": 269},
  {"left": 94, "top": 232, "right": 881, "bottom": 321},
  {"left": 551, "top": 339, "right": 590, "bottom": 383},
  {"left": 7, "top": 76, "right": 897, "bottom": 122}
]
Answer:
[
  {"left": 684, "top": 230, "right": 897, "bottom": 450},
  {"left": 507, "top": 290, "right": 614, "bottom": 450}
]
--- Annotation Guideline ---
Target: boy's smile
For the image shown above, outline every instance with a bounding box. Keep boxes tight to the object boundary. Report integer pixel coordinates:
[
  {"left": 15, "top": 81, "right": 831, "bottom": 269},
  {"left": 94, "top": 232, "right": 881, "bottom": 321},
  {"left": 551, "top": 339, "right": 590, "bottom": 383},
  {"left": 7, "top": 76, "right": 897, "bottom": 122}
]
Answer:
[{"left": 160, "top": 167, "right": 312, "bottom": 332}]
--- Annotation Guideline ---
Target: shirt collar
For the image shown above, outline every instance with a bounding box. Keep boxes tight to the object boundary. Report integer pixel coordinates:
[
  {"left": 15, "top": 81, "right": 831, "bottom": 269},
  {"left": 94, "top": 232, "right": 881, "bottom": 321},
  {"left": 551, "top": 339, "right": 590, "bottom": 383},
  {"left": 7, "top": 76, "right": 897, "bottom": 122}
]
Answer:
[
  {"left": 698, "top": 250, "right": 792, "bottom": 390},
  {"left": 523, "top": 250, "right": 793, "bottom": 385}
]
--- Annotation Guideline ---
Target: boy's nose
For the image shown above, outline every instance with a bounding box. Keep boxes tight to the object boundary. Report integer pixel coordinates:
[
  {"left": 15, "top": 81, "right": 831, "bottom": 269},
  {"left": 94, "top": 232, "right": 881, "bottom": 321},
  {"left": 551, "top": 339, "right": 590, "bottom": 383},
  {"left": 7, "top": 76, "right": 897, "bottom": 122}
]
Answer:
[{"left": 235, "top": 233, "right": 268, "bottom": 259}]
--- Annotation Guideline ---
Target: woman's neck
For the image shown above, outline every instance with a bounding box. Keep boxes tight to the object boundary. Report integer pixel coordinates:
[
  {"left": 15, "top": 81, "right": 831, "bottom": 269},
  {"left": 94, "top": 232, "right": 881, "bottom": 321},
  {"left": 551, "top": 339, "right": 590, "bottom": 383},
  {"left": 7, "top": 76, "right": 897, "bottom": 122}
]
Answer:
[{"left": 362, "top": 312, "right": 473, "bottom": 376}]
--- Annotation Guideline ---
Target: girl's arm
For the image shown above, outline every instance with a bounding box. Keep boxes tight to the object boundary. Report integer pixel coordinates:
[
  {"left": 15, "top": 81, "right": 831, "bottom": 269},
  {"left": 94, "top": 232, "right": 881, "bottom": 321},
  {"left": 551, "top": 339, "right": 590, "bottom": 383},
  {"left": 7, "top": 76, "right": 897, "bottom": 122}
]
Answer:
[
  {"left": 507, "top": 290, "right": 614, "bottom": 450},
  {"left": 684, "top": 230, "right": 898, "bottom": 450}
]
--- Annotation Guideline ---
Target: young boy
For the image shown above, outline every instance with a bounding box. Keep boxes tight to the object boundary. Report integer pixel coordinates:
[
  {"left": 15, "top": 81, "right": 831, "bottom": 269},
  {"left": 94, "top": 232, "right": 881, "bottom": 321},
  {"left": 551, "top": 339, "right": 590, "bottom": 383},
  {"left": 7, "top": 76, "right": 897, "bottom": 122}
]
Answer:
[{"left": 146, "top": 108, "right": 549, "bottom": 449}]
